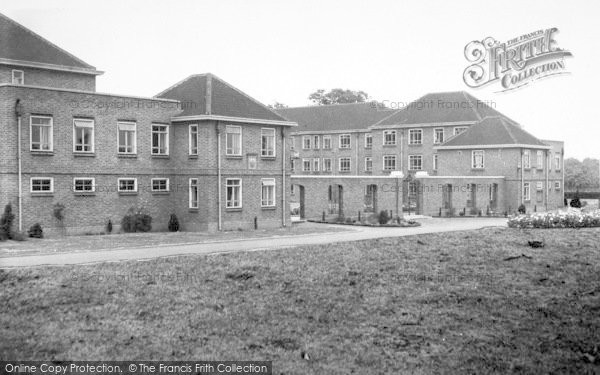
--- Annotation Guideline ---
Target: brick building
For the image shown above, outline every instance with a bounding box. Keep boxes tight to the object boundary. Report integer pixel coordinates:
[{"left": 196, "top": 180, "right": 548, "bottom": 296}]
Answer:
[
  {"left": 279, "top": 92, "right": 564, "bottom": 219},
  {"left": 0, "top": 13, "right": 296, "bottom": 234}
]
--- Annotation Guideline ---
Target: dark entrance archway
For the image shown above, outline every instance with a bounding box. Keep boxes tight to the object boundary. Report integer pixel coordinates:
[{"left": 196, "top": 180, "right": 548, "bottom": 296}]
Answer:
[{"left": 328, "top": 184, "right": 344, "bottom": 217}]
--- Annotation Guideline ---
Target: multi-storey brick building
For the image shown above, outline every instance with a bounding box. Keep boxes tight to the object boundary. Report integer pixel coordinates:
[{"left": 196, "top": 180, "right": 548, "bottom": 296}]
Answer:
[
  {"left": 0, "top": 13, "right": 296, "bottom": 234},
  {"left": 279, "top": 92, "right": 564, "bottom": 218}
]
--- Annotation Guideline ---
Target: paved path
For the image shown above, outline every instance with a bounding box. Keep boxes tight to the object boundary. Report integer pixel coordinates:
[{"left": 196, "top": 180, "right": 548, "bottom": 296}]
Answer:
[{"left": 0, "top": 218, "right": 507, "bottom": 268}]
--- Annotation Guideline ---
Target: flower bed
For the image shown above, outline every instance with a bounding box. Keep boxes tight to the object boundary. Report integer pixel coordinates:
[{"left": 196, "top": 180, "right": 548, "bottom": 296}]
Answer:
[{"left": 508, "top": 209, "right": 600, "bottom": 229}]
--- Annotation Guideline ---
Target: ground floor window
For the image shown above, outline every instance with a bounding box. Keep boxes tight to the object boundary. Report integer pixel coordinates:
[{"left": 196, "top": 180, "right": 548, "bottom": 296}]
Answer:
[
  {"left": 383, "top": 155, "right": 396, "bottom": 171},
  {"left": 339, "top": 157, "right": 351, "bottom": 172},
  {"left": 261, "top": 179, "right": 276, "bottom": 207},
  {"left": 152, "top": 178, "right": 170, "bottom": 192},
  {"left": 189, "top": 178, "right": 199, "bottom": 209},
  {"left": 31, "top": 177, "right": 53, "bottom": 193},
  {"left": 118, "top": 178, "right": 137, "bottom": 193},
  {"left": 226, "top": 178, "right": 242, "bottom": 208},
  {"left": 73, "top": 177, "right": 95, "bottom": 193},
  {"left": 523, "top": 182, "right": 531, "bottom": 201}
]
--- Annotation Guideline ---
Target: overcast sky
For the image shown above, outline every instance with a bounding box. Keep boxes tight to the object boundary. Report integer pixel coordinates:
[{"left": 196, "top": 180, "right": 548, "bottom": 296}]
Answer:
[{"left": 3, "top": 0, "right": 599, "bottom": 159}]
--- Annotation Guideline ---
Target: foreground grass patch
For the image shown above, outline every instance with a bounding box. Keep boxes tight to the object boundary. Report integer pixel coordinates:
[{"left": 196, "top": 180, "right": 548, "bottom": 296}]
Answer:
[{"left": 1, "top": 227, "right": 599, "bottom": 374}]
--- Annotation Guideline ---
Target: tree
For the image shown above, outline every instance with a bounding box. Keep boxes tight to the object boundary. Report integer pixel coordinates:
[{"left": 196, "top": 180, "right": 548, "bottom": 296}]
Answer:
[
  {"left": 565, "top": 158, "right": 599, "bottom": 190},
  {"left": 268, "top": 102, "right": 288, "bottom": 109},
  {"left": 308, "top": 89, "right": 369, "bottom": 105}
]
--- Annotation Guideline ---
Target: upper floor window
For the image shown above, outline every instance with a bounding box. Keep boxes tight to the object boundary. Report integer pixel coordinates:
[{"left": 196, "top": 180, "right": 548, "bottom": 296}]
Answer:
[
  {"left": 433, "top": 154, "right": 439, "bottom": 170},
  {"left": 454, "top": 127, "right": 467, "bottom": 136},
  {"left": 12, "top": 70, "right": 24, "bottom": 85},
  {"left": 472, "top": 150, "right": 484, "bottom": 169},
  {"left": 365, "top": 134, "right": 373, "bottom": 149},
  {"left": 383, "top": 130, "right": 396, "bottom": 145},
  {"left": 73, "top": 177, "right": 95, "bottom": 193},
  {"left": 226, "top": 178, "right": 242, "bottom": 208},
  {"left": 30, "top": 116, "right": 53, "bottom": 151},
  {"left": 339, "top": 134, "right": 351, "bottom": 149},
  {"left": 555, "top": 181, "right": 561, "bottom": 190},
  {"left": 434, "top": 128, "right": 444, "bottom": 144},
  {"left": 365, "top": 157, "right": 373, "bottom": 172},
  {"left": 118, "top": 121, "right": 136, "bottom": 154},
  {"left": 302, "top": 136, "right": 311, "bottom": 149},
  {"left": 290, "top": 136, "right": 296, "bottom": 150},
  {"left": 323, "top": 158, "right": 332, "bottom": 172},
  {"left": 30, "top": 177, "right": 53, "bottom": 193},
  {"left": 554, "top": 153, "right": 561, "bottom": 170},
  {"left": 383, "top": 155, "right": 397, "bottom": 171},
  {"left": 408, "top": 129, "right": 422, "bottom": 145},
  {"left": 313, "top": 135, "right": 320, "bottom": 150},
  {"left": 523, "top": 150, "right": 531, "bottom": 169},
  {"left": 536, "top": 150, "right": 544, "bottom": 169},
  {"left": 261, "top": 128, "right": 276, "bottom": 157},
  {"left": 152, "top": 124, "right": 169, "bottom": 155},
  {"left": 261, "top": 178, "right": 276, "bottom": 207},
  {"left": 189, "top": 124, "right": 198, "bottom": 155},
  {"left": 313, "top": 158, "right": 320, "bottom": 172},
  {"left": 339, "top": 157, "right": 351, "bottom": 171},
  {"left": 408, "top": 155, "right": 423, "bottom": 170},
  {"left": 323, "top": 135, "right": 332, "bottom": 149},
  {"left": 73, "top": 118, "right": 94, "bottom": 153},
  {"left": 302, "top": 159, "right": 311, "bottom": 172}
]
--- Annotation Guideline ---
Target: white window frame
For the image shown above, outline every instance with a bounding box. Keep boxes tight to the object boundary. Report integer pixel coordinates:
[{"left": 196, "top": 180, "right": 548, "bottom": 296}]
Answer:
[
  {"left": 365, "top": 157, "right": 373, "bottom": 172},
  {"left": 73, "top": 118, "right": 95, "bottom": 153},
  {"left": 433, "top": 154, "right": 438, "bottom": 170},
  {"left": 339, "top": 157, "right": 351, "bottom": 172},
  {"left": 117, "top": 178, "right": 138, "bottom": 193},
  {"left": 313, "top": 135, "right": 320, "bottom": 150},
  {"left": 189, "top": 178, "right": 199, "bottom": 209},
  {"left": 383, "top": 130, "right": 397, "bottom": 146},
  {"left": 30, "top": 115, "right": 53, "bottom": 152},
  {"left": 408, "top": 155, "right": 423, "bottom": 170},
  {"left": 536, "top": 181, "right": 544, "bottom": 191},
  {"left": 453, "top": 127, "right": 467, "bottom": 136},
  {"left": 261, "top": 178, "right": 276, "bottom": 207},
  {"left": 323, "top": 135, "right": 332, "bottom": 149},
  {"left": 408, "top": 129, "right": 422, "bottom": 145},
  {"left": 73, "top": 177, "right": 96, "bottom": 193},
  {"left": 261, "top": 128, "right": 276, "bottom": 157},
  {"left": 323, "top": 158, "right": 332, "bottom": 172},
  {"left": 151, "top": 124, "right": 170, "bottom": 155},
  {"left": 151, "top": 178, "right": 170, "bottom": 192},
  {"left": 472, "top": 150, "right": 485, "bottom": 169},
  {"left": 365, "top": 134, "right": 373, "bottom": 149},
  {"left": 12, "top": 70, "right": 24, "bottom": 85},
  {"left": 189, "top": 124, "right": 198, "bottom": 155},
  {"left": 339, "top": 134, "right": 351, "bottom": 149},
  {"left": 313, "top": 158, "right": 320, "bottom": 172},
  {"left": 30, "top": 177, "right": 53, "bottom": 193},
  {"left": 523, "top": 182, "right": 531, "bottom": 201},
  {"left": 302, "top": 135, "right": 311, "bottom": 150},
  {"left": 434, "top": 128, "right": 444, "bottom": 144},
  {"left": 117, "top": 121, "right": 137, "bottom": 154},
  {"left": 383, "top": 155, "right": 397, "bottom": 171},
  {"left": 554, "top": 153, "right": 561, "bottom": 170},
  {"left": 555, "top": 181, "right": 561, "bottom": 190},
  {"left": 523, "top": 150, "right": 531, "bottom": 169},
  {"left": 536, "top": 150, "right": 544, "bottom": 169},
  {"left": 302, "top": 158, "right": 311, "bottom": 172},
  {"left": 226, "top": 178, "right": 242, "bottom": 208}
]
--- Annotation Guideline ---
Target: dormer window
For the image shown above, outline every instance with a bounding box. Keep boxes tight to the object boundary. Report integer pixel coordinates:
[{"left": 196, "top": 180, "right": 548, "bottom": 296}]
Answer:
[{"left": 12, "top": 70, "right": 24, "bottom": 85}]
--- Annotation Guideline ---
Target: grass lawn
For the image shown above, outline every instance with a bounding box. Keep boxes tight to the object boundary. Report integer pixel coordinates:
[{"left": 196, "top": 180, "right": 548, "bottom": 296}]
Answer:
[
  {"left": 0, "top": 223, "right": 350, "bottom": 258},
  {"left": 1, "top": 227, "right": 599, "bottom": 374}
]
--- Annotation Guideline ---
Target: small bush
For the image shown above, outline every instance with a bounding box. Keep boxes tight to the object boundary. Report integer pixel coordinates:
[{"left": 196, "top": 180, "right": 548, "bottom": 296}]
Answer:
[
  {"left": 0, "top": 204, "right": 15, "bottom": 241},
  {"left": 106, "top": 219, "right": 113, "bottom": 234},
  {"left": 518, "top": 204, "right": 526, "bottom": 214},
  {"left": 12, "top": 231, "right": 27, "bottom": 241},
  {"left": 121, "top": 207, "right": 153, "bottom": 233},
  {"left": 168, "top": 214, "right": 180, "bottom": 232},
  {"left": 570, "top": 197, "right": 582, "bottom": 208},
  {"left": 378, "top": 210, "right": 390, "bottom": 225},
  {"left": 28, "top": 223, "right": 44, "bottom": 238}
]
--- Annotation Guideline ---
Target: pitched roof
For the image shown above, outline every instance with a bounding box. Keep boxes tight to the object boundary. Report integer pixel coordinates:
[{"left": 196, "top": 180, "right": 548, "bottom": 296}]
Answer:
[
  {"left": 0, "top": 12, "right": 99, "bottom": 73},
  {"left": 373, "top": 91, "right": 510, "bottom": 126},
  {"left": 156, "top": 73, "right": 290, "bottom": 122},
  {"left": 438, "top": 116, "right": 549, "bottom": 148},
  {"left": 276, "top": 102, "right": 395, "bottom": 132}
]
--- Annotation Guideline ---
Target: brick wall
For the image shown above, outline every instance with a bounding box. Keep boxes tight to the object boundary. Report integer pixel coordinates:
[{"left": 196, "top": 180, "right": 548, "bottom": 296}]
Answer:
[{"left": 0, "top": 65, "right": 96, "bottom": 91}]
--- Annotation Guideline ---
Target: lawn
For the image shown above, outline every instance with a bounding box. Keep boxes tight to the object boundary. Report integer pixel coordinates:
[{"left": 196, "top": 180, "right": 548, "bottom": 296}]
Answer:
[
  {"left": 0, "top": 223, "right": 350, "bottom": 258},
  {"left": 1, "top": 227, "right": 599, "bottom": 374}
]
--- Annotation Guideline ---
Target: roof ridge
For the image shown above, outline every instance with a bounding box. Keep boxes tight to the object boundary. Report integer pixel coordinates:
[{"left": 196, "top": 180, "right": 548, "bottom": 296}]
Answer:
[
  {"left": 0, "top": 12, "right": 96, "bottom": 70},
  {"left": 280, "top": 101, "right": 382, "bottom": 110},
  {"left": 499, "top": 118, "right": 519, "bottom": 144},
  {"left": 154, "top": 73, "right": 208, "bottom": 98}
]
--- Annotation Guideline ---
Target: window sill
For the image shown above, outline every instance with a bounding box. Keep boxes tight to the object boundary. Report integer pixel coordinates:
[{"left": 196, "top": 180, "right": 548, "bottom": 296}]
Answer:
[
  {"left": 151, "top": 191, "right": 170, "bottom": 195},
  {"left": 261, "top": 156, "right": 276, "bottom": 160},
  {"left": 73, "top": 192, "right": 96, "bottom": 196},
  {"left": 118, "top": 191, "right": 138, "bottom": 196},
  {"left": 189, "top": 208, "right": 199, "bottom": 213},
  {"left": 31, "top": 151, "right": 54, "bottom": 156},
  {"left": 31, "top": 192, "right": 53, "bottom": 197},
  {"left": 225, "top": 207, "right": 243, "bottom": 212},
  {"left": 225, "top": 155, "right": 243, "bottom": 159},
  {"left": 188, "top": 154, "right": 198, "bottom": 159},
  {"left": 408, "top": 143, "right": 423, "bottom": 146},
  {"left": 151, "top": 154, "right": 170, "bottom": 159},
  {"left": 118, "top": 153, "right": 137, "bottom": 158},
  {"left": 338, "top": 170, "right": 352, "bottom": 173},
  {"left": 261, "top": 206, "right": 276, "bottom": 210},
  {"left": 383, "top": 144, "right": 397, "bottom": 147},
  {"left": 471, "top": 168, "right": 485, "bottom": 171},
  {"left": 73, "top": 152, "right": 95, "bottom": 157},
  {"left": 338, "top": 147, "right": 352, "bottom": 150}
]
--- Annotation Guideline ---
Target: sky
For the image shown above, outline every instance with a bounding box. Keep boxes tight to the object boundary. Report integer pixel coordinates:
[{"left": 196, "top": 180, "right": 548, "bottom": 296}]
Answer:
[{"left": 3, "top": 0, "right": 599, "bottom": 160}]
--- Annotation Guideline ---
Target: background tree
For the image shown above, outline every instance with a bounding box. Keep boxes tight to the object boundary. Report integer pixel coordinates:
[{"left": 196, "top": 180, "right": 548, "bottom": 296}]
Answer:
[
  {"left": 268, "top": 102, "right": 288, "bottom": 109},
  {"left": 564, "top": 157, "right": 599, "bottom": 190},
  {"left": 308, "top": 89, "right": 369, "bottom": 105}
]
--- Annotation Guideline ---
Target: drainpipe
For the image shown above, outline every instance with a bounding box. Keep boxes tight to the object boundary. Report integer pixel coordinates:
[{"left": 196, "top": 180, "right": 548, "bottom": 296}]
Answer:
[
  {"left": 282, "top": 129, "right": 286, "bottom": 227},
  {"left": 15, "top": 99, "right": 23, "bottom": 232},
  {"left": 216, "top": 121, "right": 222, "bottom": 231},
  {"left": 520, "top": 149, "right": 524, "bottom": 205},
  {"left": 545, "top": 150, "right": 549, "bottom": 211}
]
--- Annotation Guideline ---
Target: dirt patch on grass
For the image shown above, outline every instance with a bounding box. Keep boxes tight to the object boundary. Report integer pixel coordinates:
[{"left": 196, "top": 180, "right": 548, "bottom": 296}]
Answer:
[{"left": 1, "top": 227, "right": 599, "bottom": 373}]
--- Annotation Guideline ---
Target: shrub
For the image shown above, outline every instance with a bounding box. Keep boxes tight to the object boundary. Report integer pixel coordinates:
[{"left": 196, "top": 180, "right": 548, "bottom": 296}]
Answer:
[
  {"left": 121, "top": 207, "right": 153, "bottom": 233},
  {"left": 518, "top": 204, "right": 526, "bottom": 214},
  {"left": 28, "top": 223, "right": 44, "bottom": 238},
  {"left": 570, "top": 197, "right": 582, "bottom": 208},
  {"left": 378, "top": 210, "right": 390, "bottom": 225},
  {"left": 106, "top": 219, "right": 113, "bottom": 234},
  {"left": 345, "top": 217, "right": 354, "bottom": 224},
  {"left": 12, "top": 231, "right": 27, "bottom": 241},
  {"left": 0, "top": 204, "right": 15, "bottom": 241},
  {"left": 508, "top": 209, "right": 600, "bottom": 229},
  {"left": 168, "top": 214, "right": 180, "bottom": 232}
]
